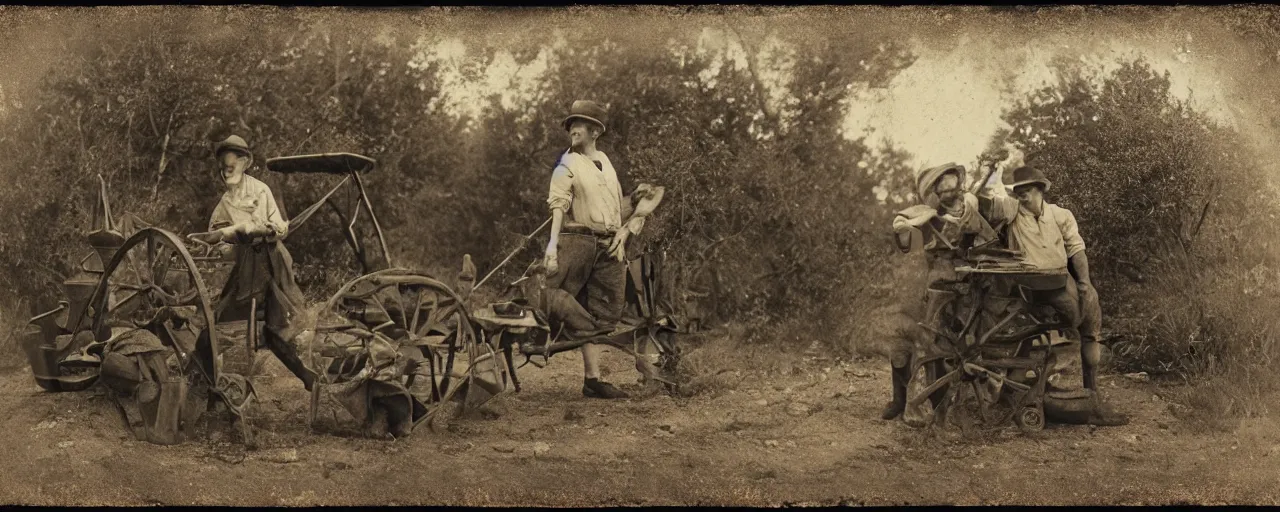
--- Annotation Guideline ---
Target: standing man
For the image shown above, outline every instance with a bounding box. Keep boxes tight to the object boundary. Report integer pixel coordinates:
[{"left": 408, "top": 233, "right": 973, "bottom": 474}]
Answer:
[
  {"left": 884, "top": 162, "right": 997, "bottom": 420},
  {"left": 189, "top": 135, "right": 315, "bottom": 390},
  {"left": 543, "top": 100, "right": 655, "bottom": 399}
]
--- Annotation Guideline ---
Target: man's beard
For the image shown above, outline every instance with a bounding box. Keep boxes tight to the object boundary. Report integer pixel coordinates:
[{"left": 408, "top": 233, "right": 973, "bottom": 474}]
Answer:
[{"left": 938, "top": 193, "right": 962, "bottom": 210}]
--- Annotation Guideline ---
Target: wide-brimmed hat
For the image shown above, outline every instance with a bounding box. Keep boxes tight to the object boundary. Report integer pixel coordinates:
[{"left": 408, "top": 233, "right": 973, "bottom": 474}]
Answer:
[
  {"left": 563, "top": 100, "right": 608, "bottom": 133},
  {"left": 1006, "top": 165, "right": 1051, "bottom": 192},
  {"left": 915, "top": 162, "right": 965, "bottom": 200},
  {"left": 213, "top": 135, "right": 253, "bottom": 160}
]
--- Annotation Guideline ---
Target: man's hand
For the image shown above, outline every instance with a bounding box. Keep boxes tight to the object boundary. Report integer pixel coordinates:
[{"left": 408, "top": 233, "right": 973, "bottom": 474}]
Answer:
[
  {"left": 633, "top": 183, "right": 656, "bottom": 200},
  {"left": 544, "top": 246, "right": 559, "bottom": 276},
  {"left": 220, "top": 221, "right": 277, "bottom": 245},
  {"left": 895, "top": 205, "right": 938, "bottom": 230},
  {"left": 608, "top": 229, "right": 629, "bottom": 261},
  {"left": 235, "top": 221, "right": 274, "bottom": 238}
]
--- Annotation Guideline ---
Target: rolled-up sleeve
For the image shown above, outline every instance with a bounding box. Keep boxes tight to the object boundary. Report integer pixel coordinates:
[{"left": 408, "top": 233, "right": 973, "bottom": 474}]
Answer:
[
  {"left": 980, "top": 195, "right": 1019, "bottom": 227},
  {"left": 1056, "top": 206, "right": 1086, "bottom": 258},
  {"left": 260, "top": 185, "right": 289, "bottom": 239},
  {"left": 209, "top": 201, "right": 232, "bottom": 231},
  {"left": 548, "top": 163, "right": 573, "bottom": 212},
  {"left": 625, "top": 216, "right": 646, "bottom": 236}
]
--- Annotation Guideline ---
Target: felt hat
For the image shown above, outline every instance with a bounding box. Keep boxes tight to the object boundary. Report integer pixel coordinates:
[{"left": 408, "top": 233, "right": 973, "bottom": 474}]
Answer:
[
  {"left": 213, "top": 135, "right": 253, "bottom": 160},
  {"left": 1006, "top": 165, "right": 1051, "bottom": 192},
  {"left": 562, "top": 100, "right": 608, "bottom": 133}
]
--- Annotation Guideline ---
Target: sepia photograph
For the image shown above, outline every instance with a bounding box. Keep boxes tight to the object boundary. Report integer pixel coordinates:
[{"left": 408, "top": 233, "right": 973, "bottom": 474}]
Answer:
[{"left": 0, "top": 4, "right": 1277, "bottom": 506}]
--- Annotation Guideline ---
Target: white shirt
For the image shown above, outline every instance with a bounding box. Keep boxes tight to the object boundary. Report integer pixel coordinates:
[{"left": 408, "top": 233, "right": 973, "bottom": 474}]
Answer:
[
  {"left": 547, "top": 149, "right": 625, "bottom": 233},
  {"left": 209, "top": 173, "right": 288, "bottom": 241}
]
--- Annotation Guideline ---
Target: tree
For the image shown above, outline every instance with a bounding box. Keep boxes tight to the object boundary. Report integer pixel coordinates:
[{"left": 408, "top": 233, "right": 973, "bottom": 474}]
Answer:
[
  {"left": 436, "top": 22, "right": 918, "bottom": 340},
  {"left": 988, "top": 57, "right": 1280, "bottom": 377},
  {"left": 0, "top": 9, "right": 466, "bottom": 303},
  {"left": 0, "top": 11, "right": 921, "bottom": 349},
  {"left": 986, "top": 58, "right": 1267, "bottom": 282}
]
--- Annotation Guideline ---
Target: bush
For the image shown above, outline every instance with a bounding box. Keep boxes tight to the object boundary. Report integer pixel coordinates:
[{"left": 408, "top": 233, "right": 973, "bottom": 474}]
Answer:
[
  {"left": 990, "top": 57, "right": 1280, "bottom": 421},
  {"left": 0, "top": 12, "right": 920, "bottom": 354}
]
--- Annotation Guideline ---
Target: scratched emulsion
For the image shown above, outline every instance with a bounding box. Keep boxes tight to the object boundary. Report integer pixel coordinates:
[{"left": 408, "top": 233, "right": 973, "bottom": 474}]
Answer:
[{"left": 0, "top": 5, "right": 1278, "bottom": 507}]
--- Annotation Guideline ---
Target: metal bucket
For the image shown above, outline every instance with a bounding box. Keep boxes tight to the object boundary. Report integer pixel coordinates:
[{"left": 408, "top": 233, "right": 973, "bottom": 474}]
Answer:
[
  {"left": 63, "top": 273, "right": 99, "bottom": 324},
  {"left": 21, "top": 323, "right": 61, "bottom": 392}
]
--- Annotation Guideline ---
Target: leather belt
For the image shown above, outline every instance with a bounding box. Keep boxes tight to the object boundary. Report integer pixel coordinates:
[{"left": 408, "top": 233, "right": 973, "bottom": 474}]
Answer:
[{"left": 561, "top": 224, "right": 617, "bottom": 238}]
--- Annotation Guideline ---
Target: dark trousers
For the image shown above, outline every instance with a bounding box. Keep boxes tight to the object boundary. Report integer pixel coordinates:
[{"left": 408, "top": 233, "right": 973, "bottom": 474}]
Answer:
[
  {"left": 1027, "top": 278, "right": 1102, "bottom": 345},
  {"left": 210, "top": 241, "right": 314, "bottom": 389},
  {"left": 540, "top": 287, "right": 604, "bottom": 334},
  {"left": 892, "top": 251, "right": 962, "bottom": 369},
  {"left": 546, "top": 233, "right": 627, "bottom": 329}
]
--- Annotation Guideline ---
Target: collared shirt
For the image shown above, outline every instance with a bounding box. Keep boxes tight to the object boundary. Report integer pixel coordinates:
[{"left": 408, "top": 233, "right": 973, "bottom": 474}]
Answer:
[
  {"left": 547, "top": 149, "right": 625, "bottom": 234},
  {"left": 983, "top": 196, "right": 1085, "bottom": 271},
  {"left": 209, "top": 173, "right": 288, "bottom": 241}
]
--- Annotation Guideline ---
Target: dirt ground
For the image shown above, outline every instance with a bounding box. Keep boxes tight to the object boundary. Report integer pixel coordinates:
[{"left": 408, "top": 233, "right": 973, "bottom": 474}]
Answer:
[{"left": 2, "top": 342, "right": 1279, "bottom": 507}]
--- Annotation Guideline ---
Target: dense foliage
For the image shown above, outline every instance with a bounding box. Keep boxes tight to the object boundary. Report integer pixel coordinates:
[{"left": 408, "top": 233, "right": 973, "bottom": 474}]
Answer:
[
  {"left": 988, "top": 59, "right": 1280, "bottom": 379},
  {"left": 0, "top": 10, "right": 917, "bottom": 345}
]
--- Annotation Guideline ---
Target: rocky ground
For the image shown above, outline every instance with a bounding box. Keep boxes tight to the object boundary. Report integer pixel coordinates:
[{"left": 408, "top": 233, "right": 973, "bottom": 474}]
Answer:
[{"left": 2, "top": 342, "right": 1279, "bottom": 506}]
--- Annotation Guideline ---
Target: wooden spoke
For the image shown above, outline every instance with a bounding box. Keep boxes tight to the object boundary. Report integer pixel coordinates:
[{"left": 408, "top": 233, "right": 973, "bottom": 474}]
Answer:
[
  {"left": 312, "top": 269, "right": 480, "bottom": 435},
  {"left": 89, "top": 228, "right": 229, "bottom": 443}
]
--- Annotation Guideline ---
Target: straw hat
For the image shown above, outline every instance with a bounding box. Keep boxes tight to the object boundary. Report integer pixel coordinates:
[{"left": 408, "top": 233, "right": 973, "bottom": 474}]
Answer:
[{"left": 914, "top": 162, "right": 965, "bottom": 200}]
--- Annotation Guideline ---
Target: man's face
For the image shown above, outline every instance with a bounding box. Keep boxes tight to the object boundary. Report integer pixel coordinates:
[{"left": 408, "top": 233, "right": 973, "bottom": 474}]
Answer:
[
  {"left": 219, "top": 151, "right": 249, "bottom": 186},
  {"left": 567, "top": 120, "right": 601, "bottom": 150},
  {"left": 934, "top": 172, "right": 962, "bottom": 204},
  {"left": 1012, "top": 184, "right": 1044, "bottom": 210}
]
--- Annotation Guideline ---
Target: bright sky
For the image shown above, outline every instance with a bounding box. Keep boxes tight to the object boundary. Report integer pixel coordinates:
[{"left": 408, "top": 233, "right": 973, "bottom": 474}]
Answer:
[
  {"left": 411, "top": 35, "right": 559, "bottom": 121},
  {"left": 416, "top": 21, "right": 1245, "bottom": 179},
  {"left": 415, "top": 27, "right": 796, "bottom": 130},
  {"left": 844, "top": 29, "right": 1237, "bottom": 174}
]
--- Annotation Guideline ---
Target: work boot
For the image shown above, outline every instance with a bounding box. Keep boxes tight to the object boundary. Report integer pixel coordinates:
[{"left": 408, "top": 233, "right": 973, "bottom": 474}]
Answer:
[
  {"left": 1083, "top": 365, "right": 1098, "bottom": 392},
  {"left": 1087, "top": 399, "right": 1130, "bottom": 426},
  {"left": 583, "top": 378, "right": 629, "bottom": 399},
  {"left": 881, "top": 365, "right": 910, "bottom": 420},
  {"left": 1081, "top": 340, "right": 1102, "bottom": 391}
]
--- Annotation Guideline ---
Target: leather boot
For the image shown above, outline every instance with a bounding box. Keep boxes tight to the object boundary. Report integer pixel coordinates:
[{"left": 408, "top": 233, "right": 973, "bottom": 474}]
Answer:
[
  {"left": 1082, "top": 340, "right": 1101, "bottom": 391},
  {"left": 881, "top": 364, "right": 910, "bottom": 420},
  {"left": 1088, "top": 397, "right": 1130, "bottom": 426}
]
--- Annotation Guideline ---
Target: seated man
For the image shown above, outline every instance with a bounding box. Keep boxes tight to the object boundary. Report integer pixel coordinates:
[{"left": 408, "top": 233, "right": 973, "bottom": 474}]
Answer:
[
  {"left": 978, "top": 165, "right": 1127, "bottom": 425},
  {"left": 189, "top": 135, "right": 315, "bottom": 389}
]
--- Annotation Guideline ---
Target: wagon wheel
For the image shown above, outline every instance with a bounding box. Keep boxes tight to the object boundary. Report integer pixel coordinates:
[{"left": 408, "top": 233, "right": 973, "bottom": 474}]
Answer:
[
  {"left": 652, "top": 328, "right": 682, "bottom": 393},
  {"left": 902, "top": 351, "right": 960, "bottom": 428},
  {"left": 309, "top": 268, "right": 481, "bottom": 434},
  {"left": 1014, "top": 402, "right": 1046, "bottom": 433},
  {"left": 87, "top": 228, "right": 233, "bottom": 442}
]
